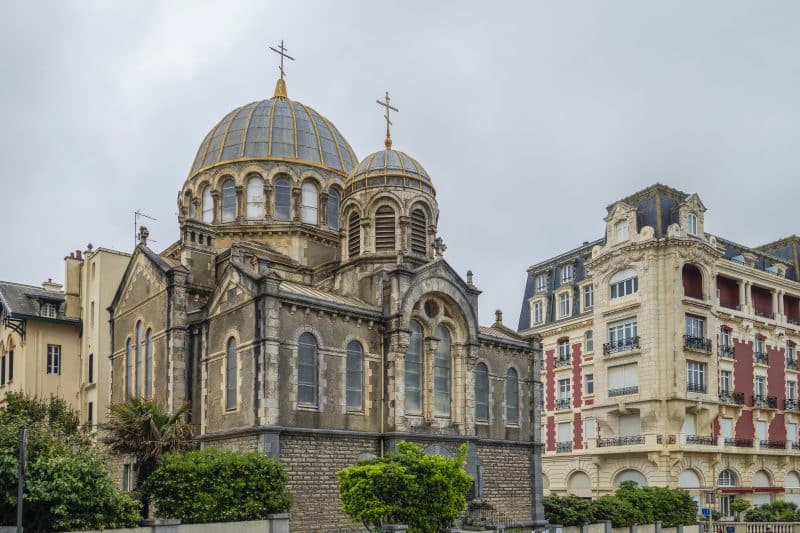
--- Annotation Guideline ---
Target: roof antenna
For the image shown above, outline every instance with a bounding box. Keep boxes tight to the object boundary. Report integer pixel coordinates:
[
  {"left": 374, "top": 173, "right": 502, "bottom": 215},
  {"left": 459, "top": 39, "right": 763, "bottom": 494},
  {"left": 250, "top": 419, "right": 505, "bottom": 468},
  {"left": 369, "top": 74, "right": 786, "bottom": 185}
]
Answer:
[{"left": 134, "top": 210, "right": 157, "bottom": 248}]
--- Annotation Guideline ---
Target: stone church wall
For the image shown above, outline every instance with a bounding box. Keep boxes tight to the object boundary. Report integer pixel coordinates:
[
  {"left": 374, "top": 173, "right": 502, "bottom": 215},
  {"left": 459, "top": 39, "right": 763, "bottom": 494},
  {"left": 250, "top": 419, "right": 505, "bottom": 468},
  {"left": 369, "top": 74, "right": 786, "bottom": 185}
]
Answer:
[{"left": 477, "top": 442, "right": 534, "bottom": 522}]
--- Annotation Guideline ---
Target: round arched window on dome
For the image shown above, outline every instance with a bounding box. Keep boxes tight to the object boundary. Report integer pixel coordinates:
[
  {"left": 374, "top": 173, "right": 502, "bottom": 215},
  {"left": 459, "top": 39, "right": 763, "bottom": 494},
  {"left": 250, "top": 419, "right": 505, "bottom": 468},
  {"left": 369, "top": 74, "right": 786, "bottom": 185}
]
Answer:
[
  {"left": 274, "top": 177, "right": 291, "bottom": 221},
  {"left": 327, "top": 188, "right": 340, "bottom": 230},
  {"left": 246, "top": 175, "right": 264, "bottom": 220},
  {"left": 301, "top": 181, "right": 319, "bottom": 225},
  {"left": 411, "top": 207, "right": 428, "bottom": 255},
  {"left": 221, "top": 179, "right": 236, "bottom": 223},
  {"left": 202, "top": 186, "right": 213, "bottom": 223},
  {"left": 375, "top": 206, "right": 396, "bottom": 251}
]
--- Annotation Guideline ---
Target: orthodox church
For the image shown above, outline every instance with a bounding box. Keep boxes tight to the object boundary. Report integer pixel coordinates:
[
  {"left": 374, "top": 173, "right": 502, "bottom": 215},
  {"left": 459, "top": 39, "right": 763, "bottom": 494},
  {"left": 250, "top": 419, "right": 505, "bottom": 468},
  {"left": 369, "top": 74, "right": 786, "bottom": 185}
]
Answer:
[{"left": 108, "top": 50, "right": 544, "bottom": 530}]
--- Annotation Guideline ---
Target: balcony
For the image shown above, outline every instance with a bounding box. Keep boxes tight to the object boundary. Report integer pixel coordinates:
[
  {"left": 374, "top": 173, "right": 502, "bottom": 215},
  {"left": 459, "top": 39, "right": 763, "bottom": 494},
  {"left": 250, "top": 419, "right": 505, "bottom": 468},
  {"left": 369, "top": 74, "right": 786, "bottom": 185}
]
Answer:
[
  {"left": 598, "top": 435, "right": 645, "bottom": 447},
  {"left": 719, "top": 345, "right": 736, "bottom": 359},
  {"left": 719, "top": 392, "right": 744, "bottom": 405},
  {"left": 555, "top": 398, "right": 571, "bottom": 410},
  {"left": 785, "top": 399, "right": 799, "bottom": 411},
  {"left": 760, "top": 440, "right": 786, "bottom": 449},
  {"left": 789, "top": 318, "right": 800, "bottom": 326},
  {"left": 754, "top": 351, "right": 769, "bottom": 365},
  {"left": 754, "top": 309, "right": 775, "bottom": 320},
  {"left": 684, "top": 335, "right": 712, "bottom": 354},
  {"left": 793, "top": 442, "right": 800, "bottom": 451},
  {"left": 556, "top": 441, "right": 573, "bottom": 453},
  {"left": 724, "top": 438, "right": 753, "bottom": 447},
  {"left": 687, "top": 382, "right": 707, "bottom": 394},
  {"left": 787, "top": 359, "right": 798, "bottom": 370},
  {"left": 608, "top": 386, "right": 639, "bottom": 397},
  {"left": 752, "top": 395, "right": 778, "bottom": 408},
  {"left": 686, "top": 435, "right": 717, "bottom": 445},
  {"left": 554, "top": 357, "right": 571, "bottom": 368},
  {"left": 603, "top": 336, "right": 640, "bottom": 355}
]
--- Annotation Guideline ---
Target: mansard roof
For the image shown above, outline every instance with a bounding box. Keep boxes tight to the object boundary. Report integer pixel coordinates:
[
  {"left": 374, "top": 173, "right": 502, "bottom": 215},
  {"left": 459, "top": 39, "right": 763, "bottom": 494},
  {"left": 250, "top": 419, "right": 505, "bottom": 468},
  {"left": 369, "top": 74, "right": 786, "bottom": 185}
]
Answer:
[{"left": 0, "top": 281, "right": 70, "bottom": 321}]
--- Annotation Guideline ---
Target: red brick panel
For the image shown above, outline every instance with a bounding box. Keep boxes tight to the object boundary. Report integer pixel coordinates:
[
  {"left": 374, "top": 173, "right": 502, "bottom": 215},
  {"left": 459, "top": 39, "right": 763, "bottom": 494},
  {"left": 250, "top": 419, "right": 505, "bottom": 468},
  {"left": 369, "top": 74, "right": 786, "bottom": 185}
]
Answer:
[
  {"left": 573, "top": 412, "right": 583, "bottom": 450},
  {"left": 546, "top": 416, "right": 555, "bottom": 452},
  {"left": 572, "top": 342, "right": 583, "bottom": 408}
]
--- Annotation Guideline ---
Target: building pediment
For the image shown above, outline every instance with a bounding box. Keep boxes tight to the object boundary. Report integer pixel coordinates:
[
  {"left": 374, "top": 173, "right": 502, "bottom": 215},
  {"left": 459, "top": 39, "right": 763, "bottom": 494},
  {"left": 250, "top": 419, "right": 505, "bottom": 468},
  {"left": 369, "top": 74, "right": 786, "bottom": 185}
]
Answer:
[{"left": 110, "top": 246, "right": 171, "bottom": 315}]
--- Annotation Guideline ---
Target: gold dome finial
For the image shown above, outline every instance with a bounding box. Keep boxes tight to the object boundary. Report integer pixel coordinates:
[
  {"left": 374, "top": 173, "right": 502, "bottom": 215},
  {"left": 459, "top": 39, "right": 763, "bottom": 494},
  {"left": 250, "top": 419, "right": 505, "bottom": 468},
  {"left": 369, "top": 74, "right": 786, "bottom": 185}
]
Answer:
[
  {"left": 376, "top": 91, "right": 398, "bottom": 150},
  {"left": 269, "top": 40, "right": 294, "bottom": 99}
]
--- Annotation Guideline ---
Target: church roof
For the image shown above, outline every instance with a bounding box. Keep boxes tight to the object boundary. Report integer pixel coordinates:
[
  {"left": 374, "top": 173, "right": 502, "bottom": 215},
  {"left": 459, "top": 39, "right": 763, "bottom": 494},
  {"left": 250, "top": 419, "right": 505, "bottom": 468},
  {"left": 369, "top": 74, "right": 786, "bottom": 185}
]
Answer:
[
  {"left": 189, "top": 97, "right": 358, "bottom": 177},
  {"left": 280, "top": 281, "right": 380, "bottom": 315}
]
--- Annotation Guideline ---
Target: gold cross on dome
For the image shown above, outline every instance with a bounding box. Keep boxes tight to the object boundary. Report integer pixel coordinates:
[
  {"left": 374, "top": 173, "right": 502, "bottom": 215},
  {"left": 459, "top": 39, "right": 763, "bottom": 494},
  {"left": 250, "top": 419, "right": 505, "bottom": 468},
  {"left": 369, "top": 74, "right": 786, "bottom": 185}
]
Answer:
[
  {"left": 269, "top": 40, "right": 295, "bottom": 80},
  {"left": 376, "top": 91, "right": 399, "bottom": 149}
]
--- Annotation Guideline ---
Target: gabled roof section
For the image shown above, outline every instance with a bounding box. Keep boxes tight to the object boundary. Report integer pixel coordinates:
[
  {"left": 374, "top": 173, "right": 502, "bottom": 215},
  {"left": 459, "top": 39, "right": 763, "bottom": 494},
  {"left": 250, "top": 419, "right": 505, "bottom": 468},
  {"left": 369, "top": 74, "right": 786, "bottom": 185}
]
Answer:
[
  {"left": 110, "top": 244, "right": 183, "bottom": 312},
  {"left": 280, "top": 281, "right": 380, "bottom": 315},
  {"left": 0, "top": 281, "right": 66, "bottom": 319}
]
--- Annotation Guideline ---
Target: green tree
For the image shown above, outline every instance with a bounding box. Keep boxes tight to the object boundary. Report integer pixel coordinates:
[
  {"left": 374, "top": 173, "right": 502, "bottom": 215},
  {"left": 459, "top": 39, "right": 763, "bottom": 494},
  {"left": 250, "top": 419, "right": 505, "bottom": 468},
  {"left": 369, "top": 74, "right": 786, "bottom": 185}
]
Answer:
[
  {"left": 338, "top": 441, "right": 473, "bottom": 532},
  {"left": 744, "top": 501, "right": 799, "bottom": 522},
  {"left": 146, "top": 449, "right": 291, "bottom": 522},
  {"left": 543, "top": 495, "right": 595, "bottom": 526},
  {"left": 101, "top": 398, "right": 194, "bottom": 516},
  {"left": 731, "top": 498, "right": 751, "bottom": 521},
  {"left": 0, "top": 392, "right": 139, "bottom": 531},
  {"left": 591, "top": 495, "right": 643, "bottom": 527}
]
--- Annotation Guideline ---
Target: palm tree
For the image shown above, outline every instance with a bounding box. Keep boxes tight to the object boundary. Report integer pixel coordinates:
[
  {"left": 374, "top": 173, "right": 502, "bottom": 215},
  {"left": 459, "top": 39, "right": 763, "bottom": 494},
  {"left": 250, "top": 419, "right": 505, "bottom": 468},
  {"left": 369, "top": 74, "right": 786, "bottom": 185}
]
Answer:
[{"left": 102, "top": 399, "right": 195, "bottom": 517}]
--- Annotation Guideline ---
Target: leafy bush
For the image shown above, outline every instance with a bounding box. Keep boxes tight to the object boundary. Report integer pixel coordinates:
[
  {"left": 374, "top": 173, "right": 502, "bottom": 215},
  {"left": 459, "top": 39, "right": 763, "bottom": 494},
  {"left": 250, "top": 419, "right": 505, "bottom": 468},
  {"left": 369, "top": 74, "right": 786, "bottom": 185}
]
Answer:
[
  {"left": 591, "top": 495, "right": 643, "bottom": 527},
  {"left": 543, "top": 495, "right": 595, "bottom": 526},
  {"left": 0, "top": 392, "right": 140, "bottom": 531},
  {"left": 744, "top": 501, "right": 800, "bottom": 522},
  {"left": 338, "top": 441, "right": 473, "bottom": 533},
  {"left": 146, "top": 448, "right": 291, "bottom": 523}
]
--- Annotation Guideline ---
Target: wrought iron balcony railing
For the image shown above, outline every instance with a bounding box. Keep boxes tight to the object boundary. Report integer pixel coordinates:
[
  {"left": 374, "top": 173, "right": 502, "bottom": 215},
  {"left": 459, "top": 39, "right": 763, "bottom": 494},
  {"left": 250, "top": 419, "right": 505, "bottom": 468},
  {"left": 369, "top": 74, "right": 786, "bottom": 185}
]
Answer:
[
  {"left": 598, "top": 435, "right": 645, "bottom": 447},
  {"left": 754, "top": 351, "right": 769, "bottom": 365},
  {"left": 752, "top": 395, "right": 778, "bottom": 408},
  {"left": 719, "top": 345, "right": 735, "bottom": 359},
  {"left": 755, "top": 309, "right": 775, "bottom": 320},
  {"left": 686, "top": 435, "right": 717, "bottom": 445},
  {"left": 555, "top": 398, "right": 571, "bottom": 410},
  {"left": 554, "top": 357, "right": 571, "bottom": 368},
  {"left": 785, "top": 398, "right": 798, "bottom": 410},
  {"left": 793, "top": 441, "right": 800, "bottom": 450},
  {"left": 687, "top": 382, "right": 707, "bottom": 393},
  {"left": 603, "top": 336, "right": 640, "bottom": 355},
  {"left": 789, "top": 318, "right": 800, "bottom": 326},
  {"left": 684, "top": 335, "right": 712, "bottom": 353},
  {"left": 732, "top": 391, "right": 746, "bottom": 405},
  {"left": 787, "top": 359, "right": 798, "bottom": 370},
  {"left": 760, "top": 440, "right": 786, "bottom": 449},
  {"left": 608, "top": 386, "right": 639, "bottom": 397},
  {"left": 724, "top": 438, "right": 753, "bottom": 447},
  {"left": 556, "top": 441, "right": 573, "bottom": 453}
]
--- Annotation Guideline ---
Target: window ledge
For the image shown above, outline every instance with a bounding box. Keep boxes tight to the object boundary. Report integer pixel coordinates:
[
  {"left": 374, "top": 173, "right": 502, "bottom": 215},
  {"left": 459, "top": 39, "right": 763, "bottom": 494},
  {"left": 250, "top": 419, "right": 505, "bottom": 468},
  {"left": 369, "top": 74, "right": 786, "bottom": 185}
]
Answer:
[
  {"left": 682, "top": 297, "right": 712, "bottom": 310},
  {"left": 297, "top": 404, "right": 320, "bottom": 412}
]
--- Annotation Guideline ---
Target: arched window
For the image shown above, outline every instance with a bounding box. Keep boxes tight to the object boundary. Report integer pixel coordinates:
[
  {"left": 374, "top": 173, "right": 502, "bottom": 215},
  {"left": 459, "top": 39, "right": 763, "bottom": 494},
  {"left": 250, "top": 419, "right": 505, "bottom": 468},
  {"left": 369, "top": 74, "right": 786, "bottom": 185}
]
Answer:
[
  {"left": 221, "top": 179, "right": 236, "bottom": 222},
  {"left": 568, "top": 471, "right": 592, "bottom": 498},
  {"left": 348, "top": 212, "right": 361, "bottom": 258},
  {"left": 615, "top": 469, "right": 648, "bottom": 487},
  {"left": 610, "top": 268, "right": 638, "bottom": 299},
  {"left": 145, "top": 329, "right": 153, "bottom": 399},
  {"left": 405, "top": 321, "right": 423, "bottom": 413},
  {"left": 274, "top": 177, "right": 291, "bottom": 221},
  {"left": 187, "top": 194, "right": 196, "bottom": 219},
  {"left": 327, "top": 188, "right": 340, "bottom": 230},
  {"left": 375, "top": 206, "right": 396, "bottom": 251},
  {"left": 135, "top": 321, "right": 142, "bottom": 397},
  {"left": 434, "top": 326, "right": 451, "bottom": 416},
  {"left": 688, "top": 213, "right": 698, "bottom": 235},
  {"left": 410, "top": 208, "right": 427, "bottom": 255},
  {"left": 346, "top": 340, "right": 363, "bottom": 411},
  {"left": 301, "top": 181, "right": 319, "bottom": 224},
  {"left": 125, "top": 338, "right": 132, "bottom": 399},
  {"left": 202, "top": 186, "right": 213, "bottom": 223},
  {"left": 506, "top": 368, "right": 519, "bottom": 424},
  {"left": 475, "top": 362, "right": 489, "bottom": 422},
  {"left": 246, "top": 175, "right": 264, "bottom": 220},
  {"left": 225, "top": 337, "right": 237, "bottom": 410},
  {"left": 718, "top": 469, "right": 737, "bottom": 486},
  {"left": 298, "top": 332, "right": 318, "bottom": 406},
  {"left": 682, "top": 264, "right": 703, "bottom": 299}
]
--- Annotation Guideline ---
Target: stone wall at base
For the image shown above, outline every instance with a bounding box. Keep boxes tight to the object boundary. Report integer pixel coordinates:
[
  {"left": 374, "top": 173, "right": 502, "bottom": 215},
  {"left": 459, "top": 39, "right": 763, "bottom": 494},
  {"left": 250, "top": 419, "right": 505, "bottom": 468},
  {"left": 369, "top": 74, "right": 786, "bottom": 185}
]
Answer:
[
  {"left": 280, "top": 433, "right": 380, "bottom": 532},
  {"left": 202, "top": 433, "right": 260, "bottom": 453},
  {"left": 477, "top": 442, "right": 533, "bottom": 521}
]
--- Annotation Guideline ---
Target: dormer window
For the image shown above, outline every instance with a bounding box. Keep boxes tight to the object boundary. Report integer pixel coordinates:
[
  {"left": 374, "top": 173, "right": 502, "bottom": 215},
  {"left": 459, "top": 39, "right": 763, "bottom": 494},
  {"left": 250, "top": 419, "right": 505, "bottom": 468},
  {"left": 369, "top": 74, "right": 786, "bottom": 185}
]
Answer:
[
  {"left": 615, "top": 220, "right": 629, "bottom": 242},
  {"left": 561, "top": 265, "right": 573, "bottom": 284},
  {"left": 688, "top": 213, "right": 698, "bottom": 236},
  {"left": 535, "top": 274, "right": 547, "bottom": 293},
  {"left": 41, "top": 302, "right": 57, "bottom": 318}
]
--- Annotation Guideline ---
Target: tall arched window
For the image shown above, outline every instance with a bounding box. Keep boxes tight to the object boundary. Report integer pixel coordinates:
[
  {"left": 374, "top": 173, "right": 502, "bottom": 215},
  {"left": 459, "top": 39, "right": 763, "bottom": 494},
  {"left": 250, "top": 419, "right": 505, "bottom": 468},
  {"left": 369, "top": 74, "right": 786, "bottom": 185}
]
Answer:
[
  {"left": 346, "top": 340, "right": 363, "bottom": 411},
  {"left": 246, "top": 175, "right": 264, "bottom": 220},
  {"left": 375, "top": 206, "right": 396, "bottom": 251},
  {"left": 135, "top": 321, "right": 142, "bottom": 397},
  {"left": 433, "top": 326, "right": 451, "bottom": 416},
  {"left": 475, "top": 362, "right": 489, "bottom": 422},
  {"left": 405, "top": 321, "right": 423, "bottom": 413},
  {"left": 301, "top": 181, "right": 319, "bottom": 224},
  {"left": 202, "top": 186, "right": 213, "bottom": 223},
  {"left": 718, "top": 470, "right": 737, "bottom": 486},
  {"left": 145, "top": 328, "right": 153, "bottom": 399},
  {"left": 327, "top": 188, "right": 340, "bottom": 230},
  {"left": 274, "top": 177, "right": 291, "bottom": 221},
  {"left": 221, "top": 179, "right": 236, "bottom": 222},
  {"left": 187, "top": 194, "right": 196, "bottom": 219},
  {"left": 298, "top": 332, "right": 318, "bottom": 406},
  {"left": 506, "top": 367, "right": 519, "bottom": 425},
  {"left": 125, "top": 338, "right": 132, "bottom": 399},
  {"left": 348, "top": 212, "right": 361, "bottom": 258},
  {"left": 225, "top": 337, "right": 237, "bottom": 410},
  {"left": 411, "top": 208, "right": 428, "bottom": 255}
]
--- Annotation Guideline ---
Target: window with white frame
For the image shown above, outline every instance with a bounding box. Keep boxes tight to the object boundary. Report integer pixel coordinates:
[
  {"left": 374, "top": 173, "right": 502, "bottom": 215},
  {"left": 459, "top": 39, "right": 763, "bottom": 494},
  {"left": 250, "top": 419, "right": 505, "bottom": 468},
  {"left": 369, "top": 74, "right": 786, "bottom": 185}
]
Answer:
[
  {"left": 721, "top": 328, "right": 731, "bottom": 349},
  {"left": 532, "top": 301, "right": 544, "bottom": 325},
  {"left": 559, "top": 292, "right": 570, "bottom": 318},
  {"left": 535, "top": 274, "right": 547, "bottom": 293},
  {"left": 608, "top": 318, "right": 638, "bottom": 346},
  {"left": 558, "top": 421, "right": 572, "bottom": 444},
  {"left": 718, "top": 469, "right": 737, "bottom": 487},
  {"left": 789, "top": 342, "right": 797, "bottom": 361},
  {"left": 558, "top": 378, "right": 571, "bottom": 400},
  {"left": 688, "top": 213, "right": 698, "bottom": 236},
  {"left": 558, "top": 339, "right": 570, "bottom": 360},
  {"left": 755, "top": 336, "right": 766, "bottom": 355},
  {"left": 788, "top": 380, "right": 797, "bottom": 401},
  {"left": 610, "top": 269, "right": 638, "bottom": 299},
  {"left": 583, "top": 284, "right": 594, "bottom": 310},
  {"left": 585, "top": 330, "right": 594, "bottom": 352},
  {"left": 585, "top": 373, "right": 594, "bottom": 395},
  {"left": 608, "top": 363, "right": 638, "bottom": 394},
  {"left": 685, "top": 315, "right": 705, "bottom": 338},
  {"left": 720, "top": 370, "right": 732, "bottom": 395},
  {"left": 615, "top": 220, "right": 629, "bottom": 241},
  {"left": 561, "top": 264, "right": 573, "bottom": 283},
  {"left": 755, "top": 375, "right": 766, "bottom": 398},
  {"left": 686, "top": 361, "right": 706, "bottom": 392},
  {"left": 41, "top": 302, "right": 57, "bottom": 318},
  {"left": 46, "top": 344, "right": 61, "bottom": 375}
]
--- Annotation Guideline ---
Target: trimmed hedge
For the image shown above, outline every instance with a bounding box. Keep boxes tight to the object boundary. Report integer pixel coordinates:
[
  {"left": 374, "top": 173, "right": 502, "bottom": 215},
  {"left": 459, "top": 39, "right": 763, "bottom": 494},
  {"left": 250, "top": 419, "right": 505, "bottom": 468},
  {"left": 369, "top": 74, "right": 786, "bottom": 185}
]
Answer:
[{"left": 146, "top": 448, "right": 292, "bottom": 523}]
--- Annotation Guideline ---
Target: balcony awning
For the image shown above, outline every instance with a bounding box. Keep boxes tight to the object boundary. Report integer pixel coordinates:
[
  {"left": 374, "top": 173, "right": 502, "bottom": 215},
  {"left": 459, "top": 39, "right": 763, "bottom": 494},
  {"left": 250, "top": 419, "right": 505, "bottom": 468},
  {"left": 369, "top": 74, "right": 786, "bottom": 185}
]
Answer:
[{"left": 719, "top": 487, "right": 784, "bottom": 494}]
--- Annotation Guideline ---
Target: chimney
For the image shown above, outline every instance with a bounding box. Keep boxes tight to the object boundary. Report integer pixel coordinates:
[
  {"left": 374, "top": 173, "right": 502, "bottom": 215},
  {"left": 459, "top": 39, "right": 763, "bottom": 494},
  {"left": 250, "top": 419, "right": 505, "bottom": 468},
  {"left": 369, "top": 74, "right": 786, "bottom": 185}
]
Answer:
[
  {"left": 63, "top": 249, "right": 83, "bottom": 319},
  {"left": 495, "top": 309, "right": 503, "bottom": 326},
  {"left": 42, "top": 278, "right": 63, "bottom": 292}
]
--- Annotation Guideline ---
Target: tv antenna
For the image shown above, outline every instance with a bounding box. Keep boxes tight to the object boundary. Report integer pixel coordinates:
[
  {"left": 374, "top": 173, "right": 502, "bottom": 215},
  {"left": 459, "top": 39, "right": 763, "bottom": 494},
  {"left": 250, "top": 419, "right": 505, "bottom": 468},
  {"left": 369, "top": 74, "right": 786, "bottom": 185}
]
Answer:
[{"left": 134, "top": 210, "right": 157, "bottom": 247}]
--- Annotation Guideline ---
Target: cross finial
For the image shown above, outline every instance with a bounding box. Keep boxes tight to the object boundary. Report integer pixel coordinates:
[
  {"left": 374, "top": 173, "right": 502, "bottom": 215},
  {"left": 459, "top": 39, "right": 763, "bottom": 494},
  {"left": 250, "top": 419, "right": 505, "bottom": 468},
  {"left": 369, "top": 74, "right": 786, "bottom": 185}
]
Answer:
[
  {"left": 269, "top": 40, "right": 295, "bottom": 98},
  {"left": 376, "top": 91, "right": 399, "bottom": 149}
]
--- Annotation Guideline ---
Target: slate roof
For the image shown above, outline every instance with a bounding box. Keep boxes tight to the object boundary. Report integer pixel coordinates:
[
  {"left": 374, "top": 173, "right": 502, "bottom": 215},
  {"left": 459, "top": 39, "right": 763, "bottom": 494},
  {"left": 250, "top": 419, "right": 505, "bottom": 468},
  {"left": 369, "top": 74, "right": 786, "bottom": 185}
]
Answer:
[
  {"left": 280, "top": 281, "right": 380, "bottom": 315},
  {"left": 0, "top": 281, "right": 67, "bottom": 319}
]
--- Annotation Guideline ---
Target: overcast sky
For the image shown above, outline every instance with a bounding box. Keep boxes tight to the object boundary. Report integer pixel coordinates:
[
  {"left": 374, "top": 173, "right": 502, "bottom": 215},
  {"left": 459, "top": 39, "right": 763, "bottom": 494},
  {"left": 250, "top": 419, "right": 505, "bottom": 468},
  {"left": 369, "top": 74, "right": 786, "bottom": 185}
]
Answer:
[{"left": 1, "top": 1, "right": 799, "bottom": 327}]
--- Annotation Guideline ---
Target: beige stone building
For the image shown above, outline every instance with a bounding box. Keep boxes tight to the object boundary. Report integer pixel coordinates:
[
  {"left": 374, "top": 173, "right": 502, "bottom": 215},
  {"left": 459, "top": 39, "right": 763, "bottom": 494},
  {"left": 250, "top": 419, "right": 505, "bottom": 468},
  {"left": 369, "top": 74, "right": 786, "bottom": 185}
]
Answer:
[
  {"left": 107, "top": 75, "right": 546, "bottom": 530},
  {"left": 518, "top": 184, "right": 800, "bottom": 517}
]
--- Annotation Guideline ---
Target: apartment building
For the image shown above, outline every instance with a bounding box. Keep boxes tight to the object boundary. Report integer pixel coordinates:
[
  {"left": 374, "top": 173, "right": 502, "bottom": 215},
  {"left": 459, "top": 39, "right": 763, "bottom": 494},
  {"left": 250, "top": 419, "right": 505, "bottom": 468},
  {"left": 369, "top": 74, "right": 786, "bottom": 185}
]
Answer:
[{"left": 518, "top": 183, "right": 800, "bottom": 517}]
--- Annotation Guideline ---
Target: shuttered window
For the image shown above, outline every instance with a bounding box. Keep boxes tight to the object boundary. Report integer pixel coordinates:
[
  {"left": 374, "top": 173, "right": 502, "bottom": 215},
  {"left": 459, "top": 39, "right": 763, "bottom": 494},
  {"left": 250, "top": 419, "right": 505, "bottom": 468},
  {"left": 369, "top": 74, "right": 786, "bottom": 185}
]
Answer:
[
  {"left": 348, "top": 212, "right": 360, "bottom": 258},
  {"left": 410, "top": 208, "right": 427, "bottom": 255},
  {"left": 375, "top": 206, "right": 396, "bottom": 251}
]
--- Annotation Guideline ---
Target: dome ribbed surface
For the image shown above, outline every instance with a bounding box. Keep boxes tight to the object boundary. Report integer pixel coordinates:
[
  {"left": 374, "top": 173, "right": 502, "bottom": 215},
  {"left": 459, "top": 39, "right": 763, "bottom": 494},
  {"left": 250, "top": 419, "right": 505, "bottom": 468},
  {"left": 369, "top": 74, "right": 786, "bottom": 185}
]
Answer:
[
  {"left": 190, "top": 99, "right": 358, "bottom": 176},
  {"left": 350, "top": 149, "right": 430, "bottom": 182}
]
